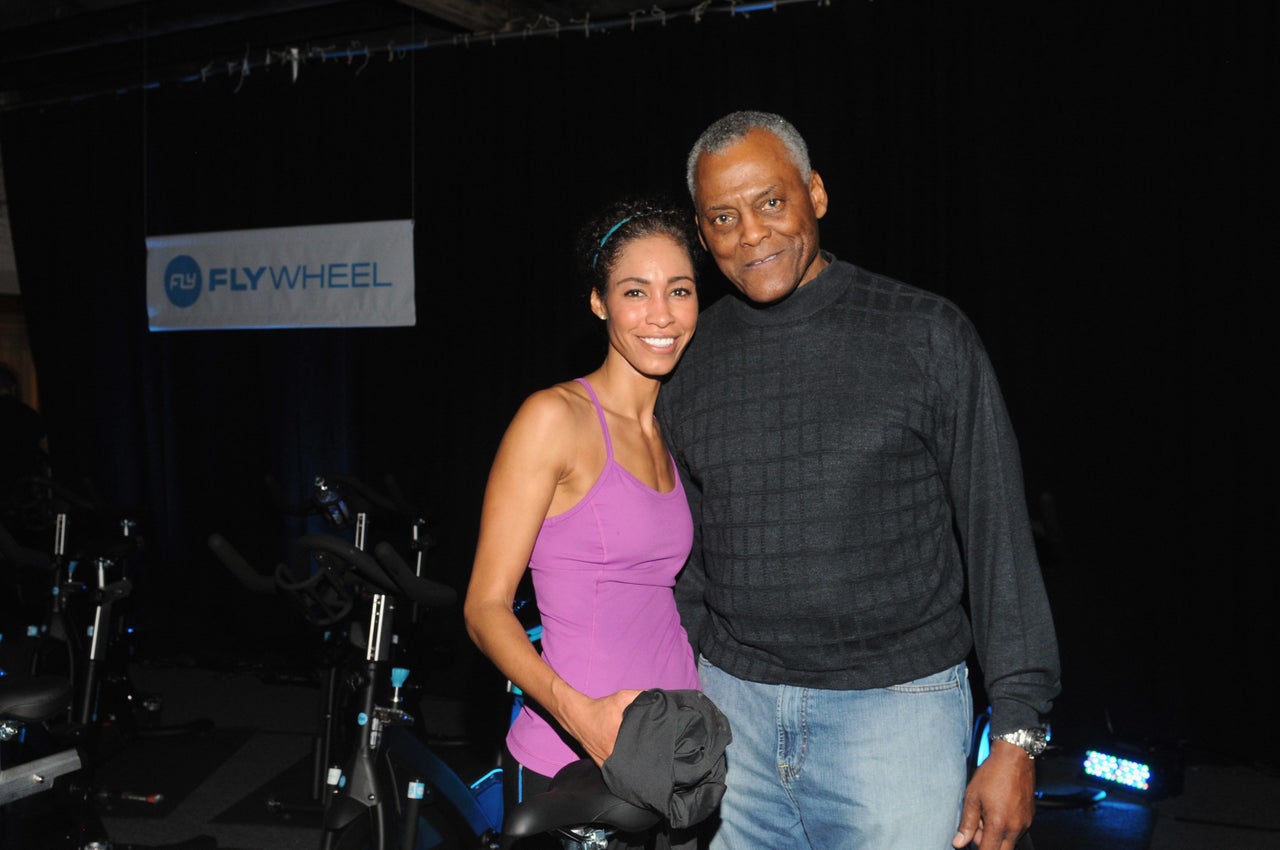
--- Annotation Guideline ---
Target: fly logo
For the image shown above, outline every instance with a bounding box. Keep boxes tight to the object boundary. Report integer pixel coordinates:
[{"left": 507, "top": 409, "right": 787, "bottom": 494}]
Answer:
[{"left": 164, "top": 255, "right": 203, "bottom": 308}]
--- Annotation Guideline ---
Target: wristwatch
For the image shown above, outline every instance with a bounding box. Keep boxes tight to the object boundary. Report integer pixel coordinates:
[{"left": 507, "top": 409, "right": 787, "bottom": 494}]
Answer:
[{"left": 991, "top": 727, "right": 1049, "bottom": 759}]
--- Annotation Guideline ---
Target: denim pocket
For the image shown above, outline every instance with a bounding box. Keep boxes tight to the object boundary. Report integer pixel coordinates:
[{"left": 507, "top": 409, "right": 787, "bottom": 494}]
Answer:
[{"left": 885, "top": 660, "right": 967, "bottom": 694}]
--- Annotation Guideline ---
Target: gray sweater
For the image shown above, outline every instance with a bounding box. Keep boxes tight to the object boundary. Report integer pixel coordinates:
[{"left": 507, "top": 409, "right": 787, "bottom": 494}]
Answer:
[{"left": 655, "top": 256, "right": 1060, "bottom": 734}]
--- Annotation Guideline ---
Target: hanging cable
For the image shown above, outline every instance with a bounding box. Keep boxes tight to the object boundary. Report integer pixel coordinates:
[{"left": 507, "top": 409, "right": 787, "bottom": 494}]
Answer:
[
  {"left": 410, "top": 11, "right": 417, "bottom": 231},
  {"left": 3, "top": 0, "right": 827, "bottom": 109}
]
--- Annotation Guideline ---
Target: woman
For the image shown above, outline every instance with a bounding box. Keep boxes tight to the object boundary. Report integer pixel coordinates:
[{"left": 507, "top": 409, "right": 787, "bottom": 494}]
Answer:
[{"left": 463, "top": 196, "right": 702, "bottom": 821}]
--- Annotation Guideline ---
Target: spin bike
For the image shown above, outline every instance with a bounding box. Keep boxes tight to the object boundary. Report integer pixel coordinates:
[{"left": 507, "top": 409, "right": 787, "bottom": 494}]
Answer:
[
  {"left": 3, "top": 475, "right": 148, "bottom": 746},
  {"left": 0, "top": 512, "right": 112, "bottom": 848},
  {"left": 209, "top": 477, "right": 667, "bottom": 850},
  {"left": 0, "top": 673, "right": 85, "bottom": 848},
  {"left": 299, "top": 532, "right": 663, "bottom": 850},
  {"left": 209, "top": 493, "right": 490, "bottom": 850}
]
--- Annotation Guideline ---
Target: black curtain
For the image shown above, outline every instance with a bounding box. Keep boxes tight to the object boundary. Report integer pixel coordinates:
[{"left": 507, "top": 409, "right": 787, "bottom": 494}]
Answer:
[{"left": 2, "top": 3, "right": 1274, "bottom": 762}]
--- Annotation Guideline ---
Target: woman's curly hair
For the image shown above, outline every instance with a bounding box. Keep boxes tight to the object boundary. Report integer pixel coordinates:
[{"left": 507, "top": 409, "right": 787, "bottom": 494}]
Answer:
[{"left": 575, "top": 194, "right": 701, "bottom": 304}]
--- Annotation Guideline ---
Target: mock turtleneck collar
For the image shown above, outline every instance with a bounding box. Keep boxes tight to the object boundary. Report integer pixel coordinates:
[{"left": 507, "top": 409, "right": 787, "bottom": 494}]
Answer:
[{"left": 724, "top": 251, "right": 846, "bottom": 326}]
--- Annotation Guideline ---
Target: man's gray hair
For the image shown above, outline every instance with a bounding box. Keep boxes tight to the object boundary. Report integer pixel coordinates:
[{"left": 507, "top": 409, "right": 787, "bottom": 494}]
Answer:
[{"left": 685, "top": 110, "right": 812, "bottom": 202}]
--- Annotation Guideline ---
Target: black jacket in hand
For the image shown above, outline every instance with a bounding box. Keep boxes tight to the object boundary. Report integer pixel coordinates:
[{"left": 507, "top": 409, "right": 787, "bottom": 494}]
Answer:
[{"left": 602, "top": 689, "right": 731, "bottom": 833}]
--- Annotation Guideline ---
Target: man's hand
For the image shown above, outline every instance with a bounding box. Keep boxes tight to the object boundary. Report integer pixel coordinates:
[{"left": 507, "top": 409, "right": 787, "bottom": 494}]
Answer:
[{"left": 952, "top": 739, "right": 1036, "bottom": 849}]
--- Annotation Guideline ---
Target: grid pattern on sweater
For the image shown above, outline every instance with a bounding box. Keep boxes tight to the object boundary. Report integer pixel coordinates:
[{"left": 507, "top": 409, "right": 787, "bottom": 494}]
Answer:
[{"left": 657, "top": 258, "right": 1059, "bottom": 728}]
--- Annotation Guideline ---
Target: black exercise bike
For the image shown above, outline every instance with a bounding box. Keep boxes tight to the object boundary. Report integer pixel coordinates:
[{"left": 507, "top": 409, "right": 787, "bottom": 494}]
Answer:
[{"left": 208, "top": 474, "right": 664, "bottom": 850}]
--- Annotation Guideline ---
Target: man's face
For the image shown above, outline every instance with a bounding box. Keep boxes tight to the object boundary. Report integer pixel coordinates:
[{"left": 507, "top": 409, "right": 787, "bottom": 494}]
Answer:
[{"left": 693, "top": 129, "right": 829, "bottom": 304}]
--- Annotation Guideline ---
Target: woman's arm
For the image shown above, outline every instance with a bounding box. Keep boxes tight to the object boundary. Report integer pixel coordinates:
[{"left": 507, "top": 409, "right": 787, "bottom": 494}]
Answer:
[{"left": 463, "top": 388, "right": 637, "bottom": 766}]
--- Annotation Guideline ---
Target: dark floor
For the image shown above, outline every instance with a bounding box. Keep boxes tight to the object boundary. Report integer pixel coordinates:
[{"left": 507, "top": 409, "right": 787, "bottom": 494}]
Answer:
[{"left": 8, "top": 647, "right": 1280, "bottom": 850}]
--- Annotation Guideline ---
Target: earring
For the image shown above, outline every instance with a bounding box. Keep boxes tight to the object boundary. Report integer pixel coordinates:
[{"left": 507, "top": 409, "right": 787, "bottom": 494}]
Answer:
[{"left": 598, "top": 313, "right": 606, "bottom": 320}]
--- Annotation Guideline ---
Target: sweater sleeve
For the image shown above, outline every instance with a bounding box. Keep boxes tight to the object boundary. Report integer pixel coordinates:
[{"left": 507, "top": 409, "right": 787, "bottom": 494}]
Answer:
[{"left": 935, "top": 315, "right": 1062, "bottom": 735}]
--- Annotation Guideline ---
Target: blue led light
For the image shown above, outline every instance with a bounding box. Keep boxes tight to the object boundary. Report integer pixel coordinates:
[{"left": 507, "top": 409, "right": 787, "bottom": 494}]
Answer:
[
  {"left": 1083, "top": 749, "right": 1152, "bottom": 791},
  {"left": 470, "top": 768, "right": 502, "bottom": 791},
  {"left": 975, "top": 728, "right": 991, "bottom": 766}
]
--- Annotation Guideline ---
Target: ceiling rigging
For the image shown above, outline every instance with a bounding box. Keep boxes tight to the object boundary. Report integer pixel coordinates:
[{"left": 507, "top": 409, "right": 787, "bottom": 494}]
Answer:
[{"left": 0, "top": 0, "right": 809, "bottom": 111}]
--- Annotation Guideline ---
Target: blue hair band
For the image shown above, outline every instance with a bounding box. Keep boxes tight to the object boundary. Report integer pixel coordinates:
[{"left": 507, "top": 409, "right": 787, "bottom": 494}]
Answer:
[{"left": 591, "top": 215, "right": 635, "bottom": 269}]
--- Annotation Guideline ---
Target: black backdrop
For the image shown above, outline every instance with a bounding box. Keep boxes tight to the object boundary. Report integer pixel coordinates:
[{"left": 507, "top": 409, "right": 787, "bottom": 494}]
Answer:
[{"left": 2, "top": 3, "right": 1274, "bottom": 764}]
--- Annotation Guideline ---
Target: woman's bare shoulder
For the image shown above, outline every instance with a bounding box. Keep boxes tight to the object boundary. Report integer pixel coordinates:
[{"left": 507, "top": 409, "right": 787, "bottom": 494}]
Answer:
[{"left": 501, "top": 381, "right": 591, "bottom": 448}]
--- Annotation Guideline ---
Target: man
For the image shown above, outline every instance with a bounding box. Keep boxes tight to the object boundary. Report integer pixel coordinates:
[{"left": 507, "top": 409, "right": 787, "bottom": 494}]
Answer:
[{"left": 655, "top": 110, "right": 1060, "bottom": 849}]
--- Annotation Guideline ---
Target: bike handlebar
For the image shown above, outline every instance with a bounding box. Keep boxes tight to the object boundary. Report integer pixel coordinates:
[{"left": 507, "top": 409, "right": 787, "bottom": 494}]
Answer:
[
  {"left": 208, "top": 527, "right": 456, "bottom": 629},
  {"left": 206, "top": 533, "right": 277, "bottom": 595},
  {"left": 291, "top": 532, "right": 398, "bottom": 595},
  {"left": 14, "top": 475, "right": 102, "bottom": 515},
  {"left": 372, "top": 540, "right": 457, "bottom": 610}
]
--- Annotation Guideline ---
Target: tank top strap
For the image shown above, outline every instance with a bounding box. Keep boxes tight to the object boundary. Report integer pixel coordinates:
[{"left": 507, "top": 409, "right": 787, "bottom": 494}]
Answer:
[{"left": 574, "top": 377, "right": 614, "bottom": 460}]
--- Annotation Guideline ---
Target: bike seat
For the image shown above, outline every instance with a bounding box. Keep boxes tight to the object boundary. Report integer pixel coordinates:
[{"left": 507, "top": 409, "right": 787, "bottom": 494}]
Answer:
[
  {"left": 0, "top": 675, "right": 73, "bottom": 724},
  {"left": 501, "top": 757, "right": 661, "bottom": 847}
]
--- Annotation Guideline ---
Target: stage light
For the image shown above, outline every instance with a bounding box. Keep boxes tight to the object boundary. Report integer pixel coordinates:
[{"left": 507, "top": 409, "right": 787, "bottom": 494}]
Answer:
[
  {"left": 1080, "top": 742, "right": 1183, "bottom": 799},
  {"left": 1083, "top": 749, "right": 1150, "bottom": 791}
]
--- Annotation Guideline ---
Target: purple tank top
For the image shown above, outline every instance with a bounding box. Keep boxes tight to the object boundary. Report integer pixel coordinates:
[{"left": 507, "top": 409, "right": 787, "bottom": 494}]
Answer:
[{"left": 505, "top": 378, "right": 699, "bottom": 777}]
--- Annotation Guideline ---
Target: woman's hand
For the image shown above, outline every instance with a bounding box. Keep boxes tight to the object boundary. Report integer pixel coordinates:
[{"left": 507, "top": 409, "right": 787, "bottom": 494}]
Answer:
[{"left": 554, "top": 685, "right": 643, "bottom": 766}]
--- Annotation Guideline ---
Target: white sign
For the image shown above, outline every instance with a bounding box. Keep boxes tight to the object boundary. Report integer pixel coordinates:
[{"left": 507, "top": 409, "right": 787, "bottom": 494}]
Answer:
[{"left": 146, "top": 220, "right": 415, "bottom": 331}]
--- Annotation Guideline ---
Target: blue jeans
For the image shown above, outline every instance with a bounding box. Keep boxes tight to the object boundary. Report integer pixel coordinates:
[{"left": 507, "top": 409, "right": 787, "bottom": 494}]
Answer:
[{"left": 699, "top": 657, "right": 972, "bottom": 850}]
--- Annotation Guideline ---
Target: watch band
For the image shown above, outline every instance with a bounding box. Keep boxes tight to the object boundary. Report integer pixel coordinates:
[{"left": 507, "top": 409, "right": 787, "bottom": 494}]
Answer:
[{"left": 991, "top": 727, "right": 1049, "bottom": 759}]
